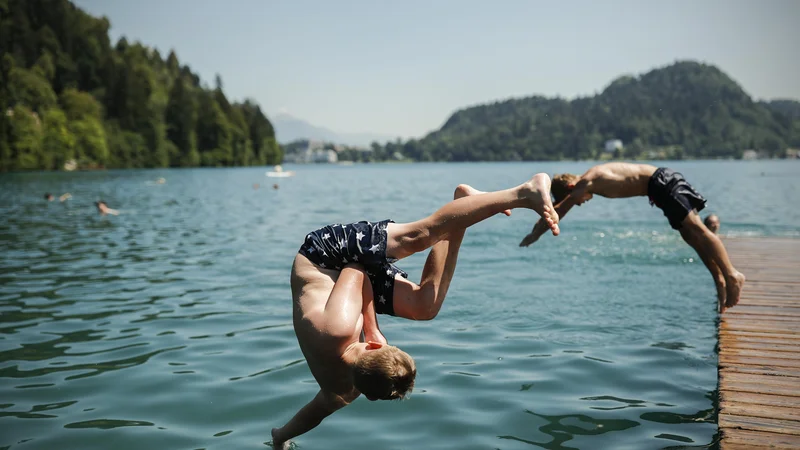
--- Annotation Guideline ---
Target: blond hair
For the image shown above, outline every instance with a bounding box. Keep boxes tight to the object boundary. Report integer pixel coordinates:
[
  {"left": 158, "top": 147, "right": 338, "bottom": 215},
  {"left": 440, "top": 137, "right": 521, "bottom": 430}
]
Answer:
[
  {"left": 353, "top": 345, "right": 416, "bottom": 400},
  {"left": 551, "top": 173, "right": 581, "bottom": 204}
]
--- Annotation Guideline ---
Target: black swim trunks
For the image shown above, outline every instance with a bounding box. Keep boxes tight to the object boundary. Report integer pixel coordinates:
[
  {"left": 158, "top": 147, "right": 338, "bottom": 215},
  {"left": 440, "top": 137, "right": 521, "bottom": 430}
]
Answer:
[
  {"left": 298, "top": 220, "right": 408, "bottom": 316},
  {"left": 648, "top": 167, "right": 707, "bottom": 230}
]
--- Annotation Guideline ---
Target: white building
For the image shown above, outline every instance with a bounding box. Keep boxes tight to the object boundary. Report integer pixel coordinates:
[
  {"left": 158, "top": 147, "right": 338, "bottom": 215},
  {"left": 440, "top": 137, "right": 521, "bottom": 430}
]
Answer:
[
  {"left": 742, "top": 150, "right": 758, "bottom": 160},
  {"left": 283, "top": 140, "right": 338, "bottom": 163},
  {"left": 604, "top": 139, "right": 623, "bottom": 153}
]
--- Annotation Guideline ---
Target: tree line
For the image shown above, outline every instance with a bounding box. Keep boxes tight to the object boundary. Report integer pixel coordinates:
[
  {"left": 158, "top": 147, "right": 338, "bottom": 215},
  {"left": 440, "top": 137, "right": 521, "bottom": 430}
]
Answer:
[{"left": 1, "top": 0, "right": 282, "bottom": 172}]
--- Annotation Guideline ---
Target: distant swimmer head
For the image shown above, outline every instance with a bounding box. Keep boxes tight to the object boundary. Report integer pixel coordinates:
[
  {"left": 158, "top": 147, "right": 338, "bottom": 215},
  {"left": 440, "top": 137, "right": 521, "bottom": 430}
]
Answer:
[
  {"left": 45, "top": 193, "right": 54, "bottom": 201},
  {"left": 273, "top": 184, "right": 279, "bottom": 190},
  {"left": 353, "top": 343, "right": 416, "bottom": 401},
  {"left": 551, "top": 173, "right": 581, "bottom": 204},
  {"left": 94, "top": 200, "right": 118, "bottom": 216},
  {"left": 704, "top": 214, "right": 720, "bottom": 234}
]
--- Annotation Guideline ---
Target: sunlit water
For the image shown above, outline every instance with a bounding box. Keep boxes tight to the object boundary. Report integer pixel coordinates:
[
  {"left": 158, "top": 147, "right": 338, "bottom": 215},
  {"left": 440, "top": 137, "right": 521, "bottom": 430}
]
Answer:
[{"left": 1, "top": 161, "right": 799, "bottom": 450}]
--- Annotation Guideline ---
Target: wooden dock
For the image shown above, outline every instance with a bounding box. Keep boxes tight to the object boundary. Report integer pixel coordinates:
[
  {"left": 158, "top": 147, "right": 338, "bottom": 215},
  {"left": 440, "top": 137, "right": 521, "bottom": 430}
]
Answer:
[{"left": 718, "top": 237, "right": 800, "bottom": 449}]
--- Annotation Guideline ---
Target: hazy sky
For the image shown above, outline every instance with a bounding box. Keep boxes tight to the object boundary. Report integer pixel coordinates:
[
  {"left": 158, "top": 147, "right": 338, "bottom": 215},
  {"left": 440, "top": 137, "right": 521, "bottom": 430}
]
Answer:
[{"left": 74, "top": 0, "right": 799, "bottom": 138}]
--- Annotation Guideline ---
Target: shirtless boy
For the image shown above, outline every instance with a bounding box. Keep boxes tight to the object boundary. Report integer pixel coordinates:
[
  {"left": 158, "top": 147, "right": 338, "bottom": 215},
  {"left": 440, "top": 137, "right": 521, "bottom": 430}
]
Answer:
[
  {"left": 518, "top": 162, "right": 745, "bottom": 313},
  {"left": 272, "top": 174, "right": 560, "bottom": 449}
]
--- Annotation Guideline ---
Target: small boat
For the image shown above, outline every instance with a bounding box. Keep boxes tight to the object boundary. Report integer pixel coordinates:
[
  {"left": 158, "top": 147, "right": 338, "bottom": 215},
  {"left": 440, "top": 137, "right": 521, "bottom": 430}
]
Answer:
[{"left": 266, "top": 165, "right": 295, "bottom": 178}]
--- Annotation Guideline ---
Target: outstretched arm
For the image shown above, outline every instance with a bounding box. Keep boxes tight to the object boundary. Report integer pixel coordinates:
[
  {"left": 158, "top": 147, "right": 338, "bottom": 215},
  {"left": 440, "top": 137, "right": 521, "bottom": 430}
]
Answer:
[
  {"left": 272, "top": 390, "right": 349, "bottom": 448},
  {"left": 519, "top": 190, "right": 583, "bottom": 247},
  {"left": 360, "top": 272, "right": 387, "bottom": 345}
]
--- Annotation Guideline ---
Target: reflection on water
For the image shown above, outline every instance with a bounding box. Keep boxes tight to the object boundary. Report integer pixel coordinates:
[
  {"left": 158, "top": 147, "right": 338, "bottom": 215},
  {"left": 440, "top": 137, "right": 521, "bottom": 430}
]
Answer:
[{"left": 1, "top": 161, "right": 798, "bottom": 449}]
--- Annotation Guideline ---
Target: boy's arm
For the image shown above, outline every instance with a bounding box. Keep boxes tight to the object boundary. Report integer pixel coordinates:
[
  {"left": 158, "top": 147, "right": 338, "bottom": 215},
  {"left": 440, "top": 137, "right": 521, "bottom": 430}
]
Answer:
[
  {"left": 360, "top": 271, "right": 387, "bottom": 345},
  {"left": 323, "top": 265, "right": 368, "bottom": 339},
  {"left": 272, "top": 390, "right": 350, "bottom": 448},
  {"left": 518, "top": 195, "right": 579, "bottom": 247}
]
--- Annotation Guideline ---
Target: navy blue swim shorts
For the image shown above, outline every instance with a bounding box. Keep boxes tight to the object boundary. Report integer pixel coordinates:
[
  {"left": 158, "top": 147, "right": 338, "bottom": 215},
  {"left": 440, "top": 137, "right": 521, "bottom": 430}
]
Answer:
[
  {"left": 648, "top": 167, "right": 707, "bottom": 230},
  {"left": 298, "top": 219, "right": 408, "bottom": 316}
]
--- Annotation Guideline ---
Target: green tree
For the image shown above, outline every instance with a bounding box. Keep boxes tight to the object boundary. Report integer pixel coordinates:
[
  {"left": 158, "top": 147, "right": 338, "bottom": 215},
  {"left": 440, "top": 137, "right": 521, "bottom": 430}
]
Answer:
[
  {"left": 8, "top": 105, "right": 43, "bottom": 170},
  {"left": 9, "top": 67, "right": 58, "bottom": 112},
  {"left": 165, "top": 76, "right": 197, "bottom": 163},
  {"left": 41, "top": 107, "right": 75, "bottom": 170},
  {"left": 70, "top": 117, "right": 107, "bottom": 165},
  {"left": 60, "top": 88, "right": 103, "bottom": 120}
]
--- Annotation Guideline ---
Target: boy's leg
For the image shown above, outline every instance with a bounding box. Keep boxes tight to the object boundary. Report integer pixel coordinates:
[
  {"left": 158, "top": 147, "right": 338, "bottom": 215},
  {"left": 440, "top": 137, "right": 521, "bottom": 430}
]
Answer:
[
  {"left": 385, "top": 173, "right": 558, "bottom": 261},
  {"left": 392, "top": 184, "right": 491, "bottom": 320},
  {"left": 679, "top": 212, "right": 745, "bottom": 310},
  {"left": 679, "top": 226, "right": 727, "bottom": 312}
]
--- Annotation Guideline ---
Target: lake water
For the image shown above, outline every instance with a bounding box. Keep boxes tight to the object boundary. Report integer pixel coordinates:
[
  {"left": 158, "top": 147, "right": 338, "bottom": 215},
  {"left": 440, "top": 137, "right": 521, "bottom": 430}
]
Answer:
[{"left": 1, "top": 160, "right": 799, "bottom": 450}]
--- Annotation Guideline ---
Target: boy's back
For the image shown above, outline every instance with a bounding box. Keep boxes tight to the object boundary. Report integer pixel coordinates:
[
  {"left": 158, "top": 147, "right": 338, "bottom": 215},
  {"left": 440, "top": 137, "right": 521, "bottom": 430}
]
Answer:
[{"left": 581, "top": 162, "right": 658, "bottom": 199}]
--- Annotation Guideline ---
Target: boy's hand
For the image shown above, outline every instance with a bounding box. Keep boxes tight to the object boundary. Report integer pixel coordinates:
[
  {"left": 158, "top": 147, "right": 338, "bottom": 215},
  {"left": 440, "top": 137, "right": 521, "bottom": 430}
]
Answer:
[{"left": 365, "top": 329, "right": 388, "bottom": 345}]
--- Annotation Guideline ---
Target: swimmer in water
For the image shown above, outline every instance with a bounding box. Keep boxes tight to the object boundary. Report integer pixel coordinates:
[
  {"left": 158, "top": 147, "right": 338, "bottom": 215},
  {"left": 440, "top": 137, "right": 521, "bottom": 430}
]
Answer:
[
  {"left": 704, "top": 214, "right": 720, "bottom": 234},
  {"left": 95, "top": 200, "right": 119, "bottom": 216}
]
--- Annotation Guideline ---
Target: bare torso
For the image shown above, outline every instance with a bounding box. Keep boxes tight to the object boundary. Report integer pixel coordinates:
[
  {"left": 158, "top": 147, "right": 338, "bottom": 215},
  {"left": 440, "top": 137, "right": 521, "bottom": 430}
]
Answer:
[
  {"left": 583, "top": 162, "right": 658, "bottom": 198},
  {"left": 290, "top": 254, "right": 362, "bottom": 399}
]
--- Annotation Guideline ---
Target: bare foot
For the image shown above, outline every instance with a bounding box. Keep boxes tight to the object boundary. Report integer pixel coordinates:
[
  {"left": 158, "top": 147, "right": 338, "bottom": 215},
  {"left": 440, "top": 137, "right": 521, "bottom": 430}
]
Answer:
[
  {"left": 271, "top": 428, "right": 289, "bottom": 449},
  {"left": 724, "top": 271, "right": 745, "bottom": 310},
  {"left": 715, "top": 280, "right": 727, "bottom": 314},
  {"left": 521, "top": 173, "right": 559, "bottom": 235},
  {"left": 456, "top": 184, "right": 511, "bottom": 216}
]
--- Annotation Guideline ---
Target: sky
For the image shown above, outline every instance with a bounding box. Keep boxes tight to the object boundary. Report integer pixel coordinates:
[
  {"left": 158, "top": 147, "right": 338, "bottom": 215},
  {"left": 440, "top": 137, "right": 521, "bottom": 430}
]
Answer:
[{"left": 73, "top": 0, "right": 800, "bottom": 139}]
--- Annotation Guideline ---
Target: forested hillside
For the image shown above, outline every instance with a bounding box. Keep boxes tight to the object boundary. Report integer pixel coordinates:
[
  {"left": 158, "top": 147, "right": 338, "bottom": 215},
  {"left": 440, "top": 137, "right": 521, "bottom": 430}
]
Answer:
[
  {"left": 0, "top": 0, "right": 282, "bottom": 171},
  {"left": 392, "top": 62, "right": 799, "bottom": 162}
]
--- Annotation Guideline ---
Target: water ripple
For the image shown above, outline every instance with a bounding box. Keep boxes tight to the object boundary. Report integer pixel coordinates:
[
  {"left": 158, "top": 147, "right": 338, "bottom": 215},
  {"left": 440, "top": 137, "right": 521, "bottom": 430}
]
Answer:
[{"left": 1, "top": 162, "right": 797, "bottom": 449}]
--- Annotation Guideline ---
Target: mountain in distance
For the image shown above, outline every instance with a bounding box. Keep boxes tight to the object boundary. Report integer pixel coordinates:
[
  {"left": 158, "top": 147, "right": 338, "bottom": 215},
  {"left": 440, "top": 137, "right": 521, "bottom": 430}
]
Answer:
[
  {"left": 388, "top": 61, "right": 800, "bottom": 162},
  {"left": 271, "top": 113, "right": 398, "bottom": 147}
]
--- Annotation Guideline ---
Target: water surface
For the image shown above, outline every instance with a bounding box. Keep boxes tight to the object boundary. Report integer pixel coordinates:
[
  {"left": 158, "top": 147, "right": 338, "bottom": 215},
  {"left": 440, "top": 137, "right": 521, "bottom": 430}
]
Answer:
[{"left": 1, "top": 160, "right": 799, "bottom": 449}]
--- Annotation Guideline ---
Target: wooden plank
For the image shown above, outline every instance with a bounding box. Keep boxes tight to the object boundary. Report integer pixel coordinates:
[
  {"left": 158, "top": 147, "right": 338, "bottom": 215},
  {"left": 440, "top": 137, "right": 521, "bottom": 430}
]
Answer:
[
  {"left": 724, "top": 312, "right": 800, "bottom": 321},
  {"left": 734, "top": 301, "right": 800, "bottom": 309},
  {"left": 722, "top": 428, "right": 800, "bottom": 449},
  {"left": 722, "top": 366, "right": 800, "bottom": 379},
  {"left": 720, "top": 402, "right": 800, "bottom": 422},
  {"left": 722, "top": 341, "right": 800, "bottom": 353},
  {"left": 718, "top": 414, "right": 800, "bottom": 436},
  {"left": 721, "top": 330, "right": 800, "bottom": 342},
  {"left": 720, "top": 322, "right": 800, "bottom": 335},
  {"left": 719, "top": 391, "right": 800, "bottom": 409},
  {"left": 741, "top": 291, "right": 800, "bottom": 297},
  {"left": 720, "top": 354, "right": 800, "bottom": 370},
  {"left": 721, "top": 380, "right": 800, "bottom": 398},
  {"left": 729, "top": 306, "right": 800, "bottom": 317},
  {"left": 720, "top": 371, "right": 800, "bottom": 387},
  {"left": 719, "top": 348, "right": 800, "bottom": 361}
]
